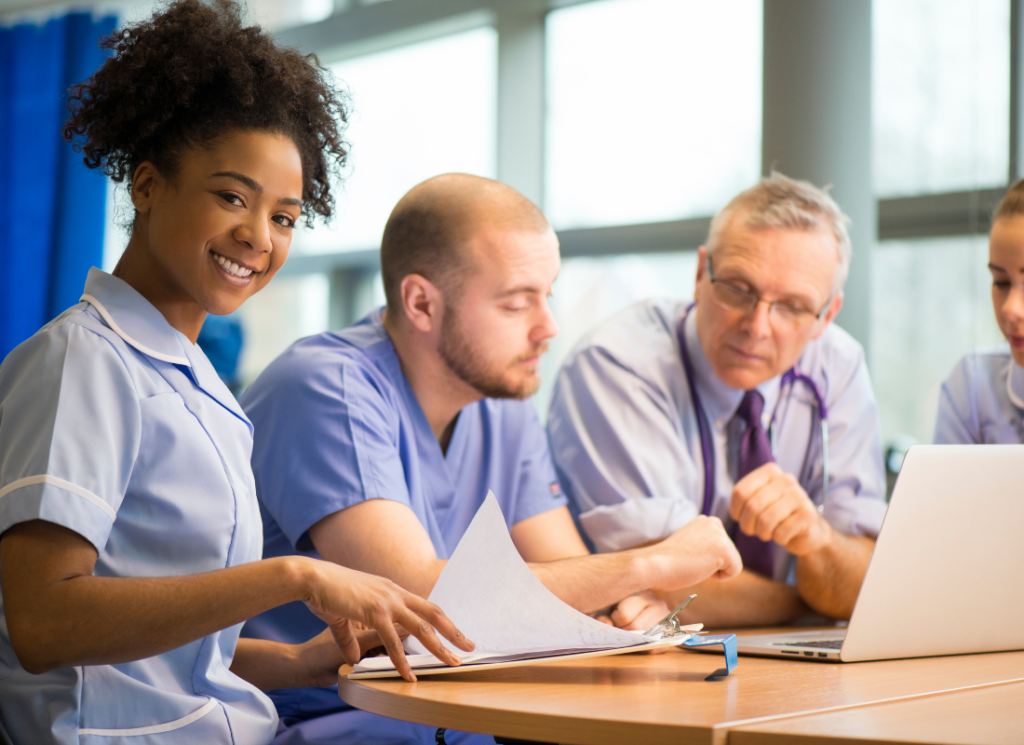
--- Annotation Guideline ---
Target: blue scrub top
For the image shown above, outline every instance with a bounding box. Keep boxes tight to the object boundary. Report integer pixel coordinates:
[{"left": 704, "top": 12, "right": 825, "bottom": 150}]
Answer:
[
  {"left": 240, "top": 309, "right": 567, "bottom": 717},
  {"left": 547, "top": 299, "right": 887, "bottom": 582},
  {"left": 934, "top": 347, "right": 1024, "bottom": 443},
  {"left": 0, "top": 269, "right": 276, "bottom": 745}
]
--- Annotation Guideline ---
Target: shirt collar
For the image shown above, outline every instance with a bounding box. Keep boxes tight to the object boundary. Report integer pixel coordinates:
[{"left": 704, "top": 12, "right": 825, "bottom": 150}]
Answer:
[
  {"left": 684, "top": 305, "right": 782, "bottom": 430},
  {"left": 81, "top": 268, "right": 251, "bottom": 428},
  {"left": 1008, "top": 358, "right": 1024, "bottom": 411},
  {"left": 80, "top": 267, "right": 191, "bottom": 367}
]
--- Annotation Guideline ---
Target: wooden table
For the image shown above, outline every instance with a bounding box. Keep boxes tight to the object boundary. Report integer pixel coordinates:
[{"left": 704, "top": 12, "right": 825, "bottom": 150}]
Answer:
[
  {"left": 730, "top": 679, "right": 1024, "bottom": 745},
  {"left": 337, "top": 641, "right": 1024, "bottom": 745}
]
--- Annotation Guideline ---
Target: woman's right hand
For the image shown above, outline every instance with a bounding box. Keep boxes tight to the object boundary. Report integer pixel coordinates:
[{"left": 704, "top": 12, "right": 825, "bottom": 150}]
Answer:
[{"left": 299, "top": 558, "right": 474, "bottom": 682}]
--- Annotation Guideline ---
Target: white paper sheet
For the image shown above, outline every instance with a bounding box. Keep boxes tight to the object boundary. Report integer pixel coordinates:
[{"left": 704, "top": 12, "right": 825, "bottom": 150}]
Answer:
[{"left": 353, "top": 492, "right": 663, "bottom": 675}]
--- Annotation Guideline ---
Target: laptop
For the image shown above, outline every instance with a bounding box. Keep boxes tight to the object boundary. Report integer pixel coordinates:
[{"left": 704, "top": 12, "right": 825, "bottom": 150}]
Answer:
[{"left": 733, "top": 444, "right": 1024, "bottom": 662}]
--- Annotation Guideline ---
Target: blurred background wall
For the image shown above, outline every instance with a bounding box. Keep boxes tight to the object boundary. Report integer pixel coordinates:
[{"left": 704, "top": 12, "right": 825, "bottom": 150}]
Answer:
[{"left": 1, "top": 0, "right": 1014, "bottom": 487}]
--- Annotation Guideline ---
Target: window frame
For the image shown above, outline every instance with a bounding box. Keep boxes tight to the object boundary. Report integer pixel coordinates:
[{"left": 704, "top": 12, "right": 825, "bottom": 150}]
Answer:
[{"left": 275, "top": 0, "right": 1022, "bottom": 322}]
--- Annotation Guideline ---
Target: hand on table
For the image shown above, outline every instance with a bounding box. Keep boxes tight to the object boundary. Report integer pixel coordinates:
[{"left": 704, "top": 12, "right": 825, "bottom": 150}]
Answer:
[
  {"left": 587, "top": 590, "right": 669, "bottom": 633},
  {"left": 609, "top": 590, "right": 670, "bottom": 631},
  {"left": 591, "top": 591, "right": 673, "bottom": 654},
  {"left": 730, "top": 463, "right": 833, "bottom": 556}
]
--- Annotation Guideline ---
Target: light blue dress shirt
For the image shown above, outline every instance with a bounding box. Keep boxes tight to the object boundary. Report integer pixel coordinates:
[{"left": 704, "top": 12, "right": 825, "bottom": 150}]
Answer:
[
  {"left": 0, "top": 269, "right": 276, "bottom": 745},
  {"left": 240, "top": 308, "right": 566, "bottom": 744},
  {"left": 934, "top": 346, "right": 1024, "bottom": 444},
  {"left": 547, "top": 298, "right": 887, "bottom": 582}
]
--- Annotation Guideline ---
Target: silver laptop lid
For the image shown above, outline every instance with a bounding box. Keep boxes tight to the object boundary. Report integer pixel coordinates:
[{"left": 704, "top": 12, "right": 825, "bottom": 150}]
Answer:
[{"left": 842, "top": 444, "right": 1024, "bottom": 662}]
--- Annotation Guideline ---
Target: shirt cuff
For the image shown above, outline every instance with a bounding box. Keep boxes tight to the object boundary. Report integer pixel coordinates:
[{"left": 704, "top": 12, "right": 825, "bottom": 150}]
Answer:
[
  {"left": 578, "top": 496, "right": 699, "bottom": 552},
  {"left": 0, "top": 476, "right": 116, "bottom": 551},
  {"left": 823, "top": 495, "right": 887, "bottom": 538}
]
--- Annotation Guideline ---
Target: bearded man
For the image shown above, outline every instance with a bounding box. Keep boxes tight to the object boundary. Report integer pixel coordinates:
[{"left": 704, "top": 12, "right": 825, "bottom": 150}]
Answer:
[{"left": 240, "top": 174, "right": 741, "bottom": 745}]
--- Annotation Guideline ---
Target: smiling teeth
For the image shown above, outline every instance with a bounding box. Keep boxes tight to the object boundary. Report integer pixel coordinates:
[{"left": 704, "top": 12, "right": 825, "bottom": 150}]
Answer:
[{"left": 213, "top": 253, "right": 253, "bottom": 278}]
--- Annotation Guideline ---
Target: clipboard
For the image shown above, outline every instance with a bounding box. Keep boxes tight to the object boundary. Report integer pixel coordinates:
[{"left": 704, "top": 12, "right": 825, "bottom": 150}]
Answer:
[
  {"left": 349, "top": 636, "right": 691, "bottom": 680},
  {"left": 348, "top": 633, "right": 738, "bottom": 681},
  {"left": 351, "top": 496, "right": 739, "bottom": 683}
]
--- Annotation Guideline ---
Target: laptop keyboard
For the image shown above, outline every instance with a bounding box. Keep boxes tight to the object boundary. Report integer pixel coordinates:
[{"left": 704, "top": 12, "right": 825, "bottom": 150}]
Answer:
[{"left": 774, "top": 639, "right": 844, "bottom": 650}]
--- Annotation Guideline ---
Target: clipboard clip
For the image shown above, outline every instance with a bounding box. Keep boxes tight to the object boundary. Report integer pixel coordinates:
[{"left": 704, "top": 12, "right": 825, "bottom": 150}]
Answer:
[
  {"left": 643, "top": 594, "right": 697, "bottom": 639},
  {"left": 682, "top": 633, "right": 738, "bottom": 681},
  {"left": 644, "top": 595, "right": 738, "bottom": 681}
]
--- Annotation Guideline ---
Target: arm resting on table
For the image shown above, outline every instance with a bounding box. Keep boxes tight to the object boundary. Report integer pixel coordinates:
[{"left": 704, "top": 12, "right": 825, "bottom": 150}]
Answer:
[
  {"left": 795, "top": 527, "right": 874, "bottom": 620},
  {"left": 657, "top": 569, "right": 809, "bottom": 628},
  {"left": 311, "top": 499, "right": 741, "bottom": 619}
]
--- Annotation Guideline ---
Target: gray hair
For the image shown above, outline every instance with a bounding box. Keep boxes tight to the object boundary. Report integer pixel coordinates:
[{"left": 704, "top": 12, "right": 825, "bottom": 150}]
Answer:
[{"left": 706, "top": 172, "right": 852, "bottom": 295}]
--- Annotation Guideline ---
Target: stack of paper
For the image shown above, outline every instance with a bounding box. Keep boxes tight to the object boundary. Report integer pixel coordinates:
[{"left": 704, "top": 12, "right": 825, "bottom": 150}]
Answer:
[{"left": 350, "top": 493, "right": 697, "bottom": 679}]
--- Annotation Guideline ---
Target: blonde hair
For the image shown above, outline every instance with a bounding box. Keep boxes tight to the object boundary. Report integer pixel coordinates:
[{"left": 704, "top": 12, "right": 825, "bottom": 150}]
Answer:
[
  {"left": 994, "top": 178, "right": 1024, "bottom": 222},
  {"left": 707, "top": 172, "right": 852, "bottom": 294}
]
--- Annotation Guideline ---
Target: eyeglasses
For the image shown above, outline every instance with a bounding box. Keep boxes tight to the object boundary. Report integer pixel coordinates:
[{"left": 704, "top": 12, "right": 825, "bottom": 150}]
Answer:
[{"left": 706, "top": 257, "right": 831, "bottom": 330}]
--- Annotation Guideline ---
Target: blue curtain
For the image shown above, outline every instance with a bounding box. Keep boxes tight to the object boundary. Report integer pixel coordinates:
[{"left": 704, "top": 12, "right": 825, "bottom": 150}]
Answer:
[
  {"left": 0, "top": 12, "right": 118, "bottom": 359},
  {"left": 197, "top": 315, "right": 246, "bottom": 396}
]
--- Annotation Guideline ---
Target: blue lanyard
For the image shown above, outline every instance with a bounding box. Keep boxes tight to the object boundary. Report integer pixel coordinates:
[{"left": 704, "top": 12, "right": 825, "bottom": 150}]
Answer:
[{"left": 676, "top": 306, "right": 829, "bottom": 516}]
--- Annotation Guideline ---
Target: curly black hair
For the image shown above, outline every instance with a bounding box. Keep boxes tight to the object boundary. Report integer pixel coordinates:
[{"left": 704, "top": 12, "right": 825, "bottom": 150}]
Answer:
[{"left": 62, "top": 0, "right": 348, "bottom": 226}]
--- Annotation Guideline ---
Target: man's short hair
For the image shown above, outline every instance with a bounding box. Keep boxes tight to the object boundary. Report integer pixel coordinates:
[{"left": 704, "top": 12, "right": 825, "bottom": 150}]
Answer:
[
  {"left": 380, "top": 173, "right": 549, "bottom": 311},
  {"left": 707, "top": 172, "right": 852, "bottom": 294},
  {"left": 995, "top": 178, "right": 1024, "bottom": 221}
]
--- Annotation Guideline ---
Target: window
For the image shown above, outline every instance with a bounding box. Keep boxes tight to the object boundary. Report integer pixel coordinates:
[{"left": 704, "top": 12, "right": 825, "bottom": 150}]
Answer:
[
  {"left": 292, "top": 27, "right": 498, "bottom": 254},
  {"left": 230, "top": 27, "right": 496, "bottom": 388},
  {"left": 237, "top": 274, "right": 330, "bottom": 386},
  {"left": 545, "top": 0, "right": 762, "bottom": 230},
  {"left": 102, "top": 180, "right": 125, "bottom": 273},
  {"left": 873, "top": 0, "right": 1010, "bottom": 197},
  {"left": 247, "top": 0, "right": 333, "bottom": 32},
  {"left": 871, "top": 236, "right": 1004, "bottom": 445},
  {"left": 536, "top": 251, "right": 699, "bottom": 417}
]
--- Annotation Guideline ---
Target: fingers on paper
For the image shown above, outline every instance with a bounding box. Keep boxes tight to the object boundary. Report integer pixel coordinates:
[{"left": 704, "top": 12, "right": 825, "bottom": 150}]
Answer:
[
  {"left": 406, "top": 595, "right": 475, "bottom": 653},
  {"left": 389, "top": 617, "right": 458, "bottom": 680},
  {"left": 375, "top": 619, "right": 416, "bottom": 682}
]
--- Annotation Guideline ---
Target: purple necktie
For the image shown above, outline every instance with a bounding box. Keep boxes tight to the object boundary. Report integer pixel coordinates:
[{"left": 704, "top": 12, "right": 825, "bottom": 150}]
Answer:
[{"left": 734, "top": 390, "right": 776, "bottom": 578}]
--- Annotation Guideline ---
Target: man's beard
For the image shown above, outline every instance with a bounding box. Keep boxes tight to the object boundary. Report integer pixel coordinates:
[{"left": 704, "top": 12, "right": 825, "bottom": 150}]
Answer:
[{"left": 438, "top": 308, "right": 548, "bottom": 400}]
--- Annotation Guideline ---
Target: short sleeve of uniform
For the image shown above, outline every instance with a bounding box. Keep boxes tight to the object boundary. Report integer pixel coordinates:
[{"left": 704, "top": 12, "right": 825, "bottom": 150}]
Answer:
[
  {"left": 244, "top": 353, "right": 412, "bottom": 550},
  {"left": 0, "top": 322, "right": 140, "bottom": 550},
  {"left": 547, "top": 343, "right": 701, "bottom": 552},
  {"left": 510, "top": 402, "right": 567, "bottom": 526},
  {"left": 934, "top": 355, "right": 980, "bottom": 444}
]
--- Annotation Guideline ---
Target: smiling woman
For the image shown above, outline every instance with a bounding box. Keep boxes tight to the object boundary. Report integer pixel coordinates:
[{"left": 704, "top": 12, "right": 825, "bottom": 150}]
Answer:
[
  {"left": 114, "top": 131, "right": 304, "bottom": 337},
  {"left": 0, "top": 2, "right": 473, "bottom": 745}
]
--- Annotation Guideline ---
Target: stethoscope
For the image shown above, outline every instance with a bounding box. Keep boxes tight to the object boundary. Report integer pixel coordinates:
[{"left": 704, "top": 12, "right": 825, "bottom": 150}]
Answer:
[{"left": 677, "top": 305, "right": 829, "bottom": 517}]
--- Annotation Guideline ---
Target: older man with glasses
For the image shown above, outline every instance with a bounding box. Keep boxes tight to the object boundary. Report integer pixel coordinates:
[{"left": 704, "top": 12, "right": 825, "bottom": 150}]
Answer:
[{"left": 547, "top": 173, "right": 887, "bottom": 628}]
